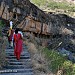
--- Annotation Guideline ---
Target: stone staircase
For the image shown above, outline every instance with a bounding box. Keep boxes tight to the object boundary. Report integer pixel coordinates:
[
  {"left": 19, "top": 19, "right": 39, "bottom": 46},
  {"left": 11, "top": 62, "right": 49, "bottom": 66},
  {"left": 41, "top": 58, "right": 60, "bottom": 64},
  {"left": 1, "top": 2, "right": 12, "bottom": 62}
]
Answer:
[{"left": 0, "top": 44, "right": 34, "bottom": 75}]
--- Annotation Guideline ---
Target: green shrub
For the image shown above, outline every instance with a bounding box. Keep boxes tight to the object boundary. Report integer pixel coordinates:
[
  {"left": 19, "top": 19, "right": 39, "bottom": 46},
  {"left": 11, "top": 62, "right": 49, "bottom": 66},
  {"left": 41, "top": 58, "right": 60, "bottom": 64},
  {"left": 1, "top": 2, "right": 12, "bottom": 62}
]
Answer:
[
  {"left": 42, "top": 48, "right": 65, "bottom": 72},
  {"left": 0, "top": 20, "right": 5, "bottom": 36},
  {"left": 41, "top": 47, "right": 75, "bottom": 75},
  {"left": 0, "top": 20, "right": 5, "bottom": 27}
]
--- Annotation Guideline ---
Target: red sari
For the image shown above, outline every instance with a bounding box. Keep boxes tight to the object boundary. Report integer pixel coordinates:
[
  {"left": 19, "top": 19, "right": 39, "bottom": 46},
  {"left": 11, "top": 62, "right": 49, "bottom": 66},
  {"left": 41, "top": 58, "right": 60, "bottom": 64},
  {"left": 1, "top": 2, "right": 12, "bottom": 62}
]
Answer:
[{"left": 13, "top": 33, "right": 23, "bottom": 60}]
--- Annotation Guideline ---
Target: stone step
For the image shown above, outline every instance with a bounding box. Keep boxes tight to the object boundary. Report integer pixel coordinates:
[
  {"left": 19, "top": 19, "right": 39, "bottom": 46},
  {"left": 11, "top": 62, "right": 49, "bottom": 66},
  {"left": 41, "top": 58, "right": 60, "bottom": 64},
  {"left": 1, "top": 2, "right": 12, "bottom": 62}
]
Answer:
[
  {"left": 6, "top": 50, "right": 29, "bottom": 53},
  {"left": 6, "top": 58, "right": 30, "bottom": 60},
  {"left": 6, "top": 47, "right": 13, "bottom": 49},
  {"left": 6, "top": 47, "right": 28, "bottom": 50},
  {"left": 6, "top": 53, "right": 30, "bottom": 56},
  {"left": 6, "top": 58, "right": 31, "bottom": 62},
  {"left": 5, "top": 51, "right": 29, "bottom": 55},
  {"left": 0, "top": 69, "right": 33, "bottom": 73},
  {"left": 2, "top": 45, "right": 34, "bottom": 75},
  {"left": 3, "top": 65, "right": 32, "bottom": 69},
  {"left": 5, "top": 49, "right": 14, "bottom": 51},
  {"left": 0, "top": 72, "right": 34, "bottom": 75},
  {"left": 0, "top": 73, "right": 33, "bottom": 75},
  {"left": 6, "top": 55, "right": 30, "bottom": 59},
  {"left": 5, "top": 48, "right": 28, "bottom": 51},
  {"left": 8, "top": 61, "right": 32, "bottom": 65},
  {"left": 7, "top": 64, "right": 31, "bottom": 66},
  {"left": 5, "top": 51, "right": 29, "bottom": 54}
]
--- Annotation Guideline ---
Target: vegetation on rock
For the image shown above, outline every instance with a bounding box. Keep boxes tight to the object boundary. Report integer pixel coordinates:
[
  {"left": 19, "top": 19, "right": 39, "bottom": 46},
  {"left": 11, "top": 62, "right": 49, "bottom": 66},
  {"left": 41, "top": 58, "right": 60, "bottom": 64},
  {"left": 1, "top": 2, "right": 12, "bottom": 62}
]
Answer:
[
  {"left": 0, "top": 20, "right": 7, "bottom": 69},
  {"left": 42, "top": 47, "right": 75, "bottom": 75},
  {"left": 31, "top": 0, "right": 75, "bottom": 17}
]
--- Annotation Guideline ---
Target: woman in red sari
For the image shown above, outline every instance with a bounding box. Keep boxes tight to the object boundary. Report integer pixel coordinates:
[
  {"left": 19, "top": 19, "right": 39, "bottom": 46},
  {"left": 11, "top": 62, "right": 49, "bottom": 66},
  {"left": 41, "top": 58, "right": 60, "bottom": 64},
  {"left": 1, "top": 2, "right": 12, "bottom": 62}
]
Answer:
[{"left": 13, "top": 28, "right": 23, "bottom": 60}]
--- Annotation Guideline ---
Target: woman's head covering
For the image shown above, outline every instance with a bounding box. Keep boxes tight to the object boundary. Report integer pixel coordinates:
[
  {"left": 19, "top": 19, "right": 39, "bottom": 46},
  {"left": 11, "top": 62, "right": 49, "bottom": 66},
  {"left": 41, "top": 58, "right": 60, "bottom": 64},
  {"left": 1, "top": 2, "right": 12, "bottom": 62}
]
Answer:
[{"left": 15, "top": 28, "right": 19, "bottom": 34}]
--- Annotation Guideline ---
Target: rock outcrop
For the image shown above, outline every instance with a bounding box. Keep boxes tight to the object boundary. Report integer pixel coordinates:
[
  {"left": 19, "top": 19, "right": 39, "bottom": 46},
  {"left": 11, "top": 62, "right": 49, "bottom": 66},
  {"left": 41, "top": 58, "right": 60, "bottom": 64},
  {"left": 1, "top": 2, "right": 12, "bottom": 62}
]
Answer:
[{"left": 0, "top": 0, "right": 75, "bottom": 36}]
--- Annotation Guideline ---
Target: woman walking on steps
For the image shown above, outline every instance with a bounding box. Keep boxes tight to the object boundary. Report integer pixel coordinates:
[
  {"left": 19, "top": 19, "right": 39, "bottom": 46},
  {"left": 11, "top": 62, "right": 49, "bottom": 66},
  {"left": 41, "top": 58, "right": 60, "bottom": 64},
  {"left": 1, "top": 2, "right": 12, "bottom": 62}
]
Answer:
[
  {"left": 13, "top": 28, "right": 23, "bottom": 60},
  {"left": 7, "top": 28, "right": 14, "bottom": 48}
]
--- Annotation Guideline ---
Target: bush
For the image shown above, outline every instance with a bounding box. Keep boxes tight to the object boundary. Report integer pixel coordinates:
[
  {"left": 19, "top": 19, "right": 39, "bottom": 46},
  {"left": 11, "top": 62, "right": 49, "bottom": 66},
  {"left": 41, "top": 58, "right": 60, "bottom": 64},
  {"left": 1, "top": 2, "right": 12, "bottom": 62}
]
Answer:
[
  {"left": 41, "top": 47, "right": 75, "bottom": 75},
  {"left": 42, "top": 48, "right": 65, "bottom": 72},
  {"left": 0, "top": 37, "right": 7, "bottom": 69},
  {"left": 0, "top": 20, "right": 5, "bottom": 36}
]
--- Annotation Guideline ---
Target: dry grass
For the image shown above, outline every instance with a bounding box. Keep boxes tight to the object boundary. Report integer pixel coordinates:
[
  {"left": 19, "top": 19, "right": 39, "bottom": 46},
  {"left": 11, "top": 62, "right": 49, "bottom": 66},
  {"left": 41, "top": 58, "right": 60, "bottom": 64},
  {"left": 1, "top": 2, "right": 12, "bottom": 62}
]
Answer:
[
  {"left": 27, "top": 42, "right": 46, "bottom": 74},
  {"left": 25, "top": 40, "right": 54, "bottom": 75},
  {"left": 0, "top": 36, "right": 7, "bottom": 69},
  {"left": 41, "top": 40, "right": 48, "bottom": 47},
  {"left": 23, "top": 34, "right": 54, "bottom": 75},
  {"left": 28, "top": 42, "right": 37, "bottom": 54},
  {"left": 23, "top": 39, "right": 29, "bottom": 45}
]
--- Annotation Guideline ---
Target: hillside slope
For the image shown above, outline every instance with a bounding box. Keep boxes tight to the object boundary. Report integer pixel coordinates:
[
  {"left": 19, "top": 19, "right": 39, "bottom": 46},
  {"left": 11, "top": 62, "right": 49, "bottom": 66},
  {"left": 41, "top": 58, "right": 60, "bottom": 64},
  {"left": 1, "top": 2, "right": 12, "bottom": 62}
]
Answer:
[{"left": 30, "top": 0, "right": 75, "bottom": 17}]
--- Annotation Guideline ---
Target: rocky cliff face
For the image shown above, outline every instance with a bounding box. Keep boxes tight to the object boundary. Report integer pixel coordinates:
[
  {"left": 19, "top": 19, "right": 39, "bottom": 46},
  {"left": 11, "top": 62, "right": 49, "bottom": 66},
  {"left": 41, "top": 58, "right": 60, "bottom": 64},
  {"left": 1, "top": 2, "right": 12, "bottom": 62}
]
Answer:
[{"left": 0, "top": 0, "right": 75, "bottom": 35}]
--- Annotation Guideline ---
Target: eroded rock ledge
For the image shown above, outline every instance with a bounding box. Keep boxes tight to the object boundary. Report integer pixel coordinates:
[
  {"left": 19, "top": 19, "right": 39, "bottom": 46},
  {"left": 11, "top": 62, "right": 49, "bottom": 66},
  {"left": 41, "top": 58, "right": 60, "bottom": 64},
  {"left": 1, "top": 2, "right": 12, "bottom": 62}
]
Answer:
[{"left": 0, "top": 0, "right": 75, "bottom": 36}]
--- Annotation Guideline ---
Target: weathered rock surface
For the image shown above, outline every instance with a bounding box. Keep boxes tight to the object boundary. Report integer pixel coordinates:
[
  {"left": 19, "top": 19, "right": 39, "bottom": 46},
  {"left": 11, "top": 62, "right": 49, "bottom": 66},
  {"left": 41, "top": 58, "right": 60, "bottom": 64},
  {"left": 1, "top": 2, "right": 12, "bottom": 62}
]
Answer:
[{"left": 0, "top": 0, "right": 75, "bottom": 35}]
